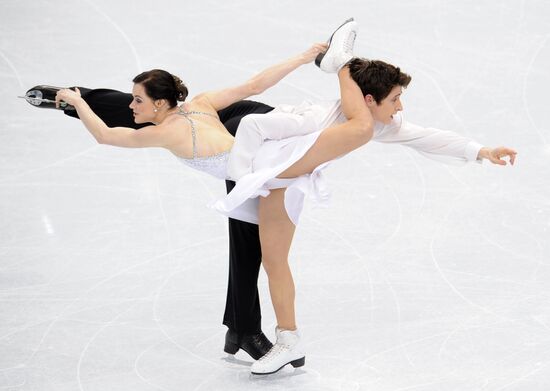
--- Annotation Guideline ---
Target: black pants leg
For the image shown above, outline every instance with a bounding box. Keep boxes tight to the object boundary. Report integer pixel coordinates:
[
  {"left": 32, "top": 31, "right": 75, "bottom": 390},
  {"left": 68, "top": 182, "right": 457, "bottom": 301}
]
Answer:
[
  {"left": 67, "top": 88, "right": 274, "bottom": 334},
  {"left": 63, "top": 88, "right": 150, "bottom": 129}
]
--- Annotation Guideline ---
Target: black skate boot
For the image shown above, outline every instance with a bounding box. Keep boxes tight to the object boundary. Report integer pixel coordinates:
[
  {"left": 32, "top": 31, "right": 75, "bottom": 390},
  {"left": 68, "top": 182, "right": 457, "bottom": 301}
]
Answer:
[{"left": 19, "top": 85, "right": 74, "bottom": 110}]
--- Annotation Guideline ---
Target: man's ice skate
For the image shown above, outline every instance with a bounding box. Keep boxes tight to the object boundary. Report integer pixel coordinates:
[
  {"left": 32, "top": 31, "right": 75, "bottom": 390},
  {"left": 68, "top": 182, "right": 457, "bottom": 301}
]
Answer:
[
  {"left": 19, "top": 85, "right": 73, "bottom": 110},
  {"left": 315, "top": 17, "right": 357, "bottom": 73}
]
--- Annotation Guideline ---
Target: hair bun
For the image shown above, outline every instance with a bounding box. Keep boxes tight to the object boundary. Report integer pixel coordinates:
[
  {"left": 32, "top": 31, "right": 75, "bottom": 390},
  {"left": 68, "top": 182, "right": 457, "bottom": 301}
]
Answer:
[
  {"left": 132, "top": 69, "right": 189, "bottom": 107},
  {"left": 172, "top": 75, "right": 188, "bottom": 102}
]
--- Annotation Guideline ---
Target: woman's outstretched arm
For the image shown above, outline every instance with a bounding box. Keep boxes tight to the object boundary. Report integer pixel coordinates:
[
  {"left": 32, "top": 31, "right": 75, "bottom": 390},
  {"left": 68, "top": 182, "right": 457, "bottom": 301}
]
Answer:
[
  {"left": 195, "top": 43, "right": 327, "bottom": 111},
  {"left": 55, "top": 88, "right": 173, "bottom": 148}
]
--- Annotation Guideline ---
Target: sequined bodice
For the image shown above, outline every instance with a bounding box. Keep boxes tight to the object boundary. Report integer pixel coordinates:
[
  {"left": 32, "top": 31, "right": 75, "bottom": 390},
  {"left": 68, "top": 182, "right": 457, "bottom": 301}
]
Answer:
[{"left": 176, "top": 109, "right": 230, "bottom": 179}]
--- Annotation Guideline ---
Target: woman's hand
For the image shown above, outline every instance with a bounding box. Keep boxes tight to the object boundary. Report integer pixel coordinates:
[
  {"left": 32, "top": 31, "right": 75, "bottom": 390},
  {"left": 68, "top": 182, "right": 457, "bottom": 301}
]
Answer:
[
  {"left": 55, "top": 87, "right": 83, "bottom": 108},
  {"left": 298, "top": 43, "right": 329, "bottom": 64}
]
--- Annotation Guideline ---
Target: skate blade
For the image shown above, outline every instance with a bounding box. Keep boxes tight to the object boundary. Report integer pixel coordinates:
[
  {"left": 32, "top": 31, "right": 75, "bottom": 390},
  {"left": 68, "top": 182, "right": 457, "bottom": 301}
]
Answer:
[{"left": 18, "top": 95, "right": 67, "bottom": 107}]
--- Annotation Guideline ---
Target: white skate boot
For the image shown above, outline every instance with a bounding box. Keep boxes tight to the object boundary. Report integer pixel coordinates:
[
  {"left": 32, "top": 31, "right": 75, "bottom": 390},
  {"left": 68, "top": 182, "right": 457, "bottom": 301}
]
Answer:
[
  {"left": 250, "top": 327, "right": 305, "bottom": 375},
  {"left": 315, "top": 17, "right": 357, "bottom": 73}
]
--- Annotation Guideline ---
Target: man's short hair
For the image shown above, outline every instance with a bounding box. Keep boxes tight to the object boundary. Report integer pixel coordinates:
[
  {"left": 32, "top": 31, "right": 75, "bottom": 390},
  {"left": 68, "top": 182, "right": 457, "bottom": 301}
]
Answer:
[{"left": 348, "top": 58, "right": 412, "bottom": 103}]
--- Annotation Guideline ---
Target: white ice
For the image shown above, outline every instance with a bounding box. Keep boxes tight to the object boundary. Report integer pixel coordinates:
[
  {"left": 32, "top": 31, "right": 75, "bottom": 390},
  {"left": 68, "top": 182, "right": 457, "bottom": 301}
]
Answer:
[{"left": 1, "top": 0, "right": 550, "bottom": 390}]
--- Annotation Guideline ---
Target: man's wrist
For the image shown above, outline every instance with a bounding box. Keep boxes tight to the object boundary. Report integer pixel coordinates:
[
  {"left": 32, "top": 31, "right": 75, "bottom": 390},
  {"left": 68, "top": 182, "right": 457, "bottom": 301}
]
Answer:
[{"left": 477, "top": 147, "right": 491, "bottom": 160}]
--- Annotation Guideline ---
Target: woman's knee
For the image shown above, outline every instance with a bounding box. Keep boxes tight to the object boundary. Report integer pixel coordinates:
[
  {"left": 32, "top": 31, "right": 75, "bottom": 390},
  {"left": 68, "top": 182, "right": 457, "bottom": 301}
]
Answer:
[{"left": 261, "top": 253, "right": 289, "bottom": 276}]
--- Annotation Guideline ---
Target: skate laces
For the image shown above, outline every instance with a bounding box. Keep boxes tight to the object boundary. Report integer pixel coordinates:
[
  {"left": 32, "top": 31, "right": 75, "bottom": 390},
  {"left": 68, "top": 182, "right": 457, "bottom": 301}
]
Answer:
[
  {"left": 343, "top": 31, "right": 356, "bottom": 54},
  {"left": 258, "top": 343, "right": 289, "bottom": 362}
]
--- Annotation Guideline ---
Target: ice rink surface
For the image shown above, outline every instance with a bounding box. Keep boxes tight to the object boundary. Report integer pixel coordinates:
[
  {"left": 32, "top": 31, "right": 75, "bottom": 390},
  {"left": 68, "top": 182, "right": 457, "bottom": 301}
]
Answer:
[{"left": 1, "top": 0, "right": 550, "bottom": 389}]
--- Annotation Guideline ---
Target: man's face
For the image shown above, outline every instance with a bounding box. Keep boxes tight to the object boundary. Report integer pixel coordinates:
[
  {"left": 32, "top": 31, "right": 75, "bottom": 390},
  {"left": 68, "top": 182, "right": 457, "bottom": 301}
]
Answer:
[{"left": 367, "top": 85, "right": 403, "bottom": 124}]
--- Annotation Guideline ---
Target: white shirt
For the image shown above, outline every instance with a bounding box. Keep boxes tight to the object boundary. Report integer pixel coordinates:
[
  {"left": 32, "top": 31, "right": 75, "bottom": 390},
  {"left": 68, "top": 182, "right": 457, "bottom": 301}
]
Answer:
[{"left": 318, "top": 99, "right": 483, "bottom": 164}]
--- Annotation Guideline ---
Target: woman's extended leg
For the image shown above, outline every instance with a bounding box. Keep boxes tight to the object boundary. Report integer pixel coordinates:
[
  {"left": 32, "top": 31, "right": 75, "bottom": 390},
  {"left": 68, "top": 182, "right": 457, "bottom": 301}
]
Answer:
[{"left": 278, "top": 65, "right": 373, "bottom": 178}]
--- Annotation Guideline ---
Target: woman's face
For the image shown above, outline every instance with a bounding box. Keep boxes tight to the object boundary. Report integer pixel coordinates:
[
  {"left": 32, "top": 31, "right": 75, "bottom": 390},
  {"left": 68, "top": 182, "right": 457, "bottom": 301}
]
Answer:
[
  {"left": 129, "top": 83, "right": 156, "bottom": 123},
  {"left": 367, "top": 85, "right": 404, "bottom": 124}
]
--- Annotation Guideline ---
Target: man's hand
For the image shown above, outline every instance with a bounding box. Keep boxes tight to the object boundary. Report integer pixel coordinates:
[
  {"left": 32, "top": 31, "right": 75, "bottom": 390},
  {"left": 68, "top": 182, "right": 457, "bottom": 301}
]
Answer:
[
  {"left": 478, "top": 146, "right": 517, "bottom": 166},
  {"left": 298, "top": 43, "right": 329, "bottom": 64}
]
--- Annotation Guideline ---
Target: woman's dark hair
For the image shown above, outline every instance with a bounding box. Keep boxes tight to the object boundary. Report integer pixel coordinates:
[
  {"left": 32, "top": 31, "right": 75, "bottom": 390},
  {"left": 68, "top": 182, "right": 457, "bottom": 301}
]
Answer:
[
  {"left": 132, "top": 69, "right": 188, "bottom": 108},
  {"left": 348, "top": 58, "right": 412, "bottom": 103}
]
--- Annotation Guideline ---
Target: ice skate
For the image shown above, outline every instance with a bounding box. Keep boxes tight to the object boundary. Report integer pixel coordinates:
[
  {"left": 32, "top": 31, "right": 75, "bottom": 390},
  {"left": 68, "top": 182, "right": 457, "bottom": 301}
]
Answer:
[
  {"left": 19, "top": 85, "right": 72, "bottom": 110},
  {"left": 315, "top": 17, "right": 357, "bottom": 73}
]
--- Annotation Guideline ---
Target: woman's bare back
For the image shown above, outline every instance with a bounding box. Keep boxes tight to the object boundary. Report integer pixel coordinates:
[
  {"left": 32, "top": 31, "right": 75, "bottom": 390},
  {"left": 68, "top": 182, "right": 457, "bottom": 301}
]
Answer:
[{"left": 162, "top": 99, "right": 234, "bottom": 159}]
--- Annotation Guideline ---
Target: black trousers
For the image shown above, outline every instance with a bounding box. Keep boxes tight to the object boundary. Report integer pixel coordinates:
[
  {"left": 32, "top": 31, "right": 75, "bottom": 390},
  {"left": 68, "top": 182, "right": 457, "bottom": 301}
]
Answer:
[{"left": 65, "top": 88, "right": 274, "bottom": 334}]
